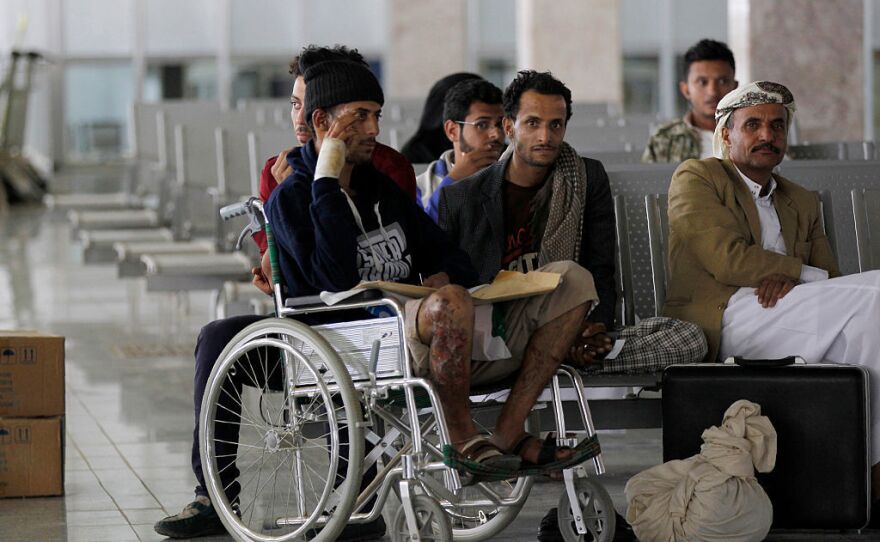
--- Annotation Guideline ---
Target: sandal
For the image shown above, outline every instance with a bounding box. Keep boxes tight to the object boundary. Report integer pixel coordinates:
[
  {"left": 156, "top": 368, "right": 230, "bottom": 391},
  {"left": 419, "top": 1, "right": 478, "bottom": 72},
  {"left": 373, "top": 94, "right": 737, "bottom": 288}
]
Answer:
[
  {"left": 510, "top": 433, "right": 602, "bottom": 477},
  {"left": 442, "top": 434, "right": 522, "bottom": 481}
]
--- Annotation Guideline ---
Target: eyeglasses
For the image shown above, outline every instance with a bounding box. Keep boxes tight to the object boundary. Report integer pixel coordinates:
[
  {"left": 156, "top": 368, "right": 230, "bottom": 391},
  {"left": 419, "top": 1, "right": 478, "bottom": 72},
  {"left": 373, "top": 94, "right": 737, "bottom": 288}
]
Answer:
[{"left": 455, "top": 119, "right": 504, "bottom": 133}]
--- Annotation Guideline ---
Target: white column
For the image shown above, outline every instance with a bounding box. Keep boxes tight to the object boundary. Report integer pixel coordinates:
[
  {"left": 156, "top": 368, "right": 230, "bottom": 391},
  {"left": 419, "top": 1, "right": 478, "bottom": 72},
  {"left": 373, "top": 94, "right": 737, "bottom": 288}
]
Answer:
[
  {"left": 515, "top": 0, "right": 623, "bottom": 106},
  {"left": 386, "top": 0, "right": 469, "bottom": 98},
  {"left": 728, "top": 0, "right": 864, "bottom": 143},
  {"left": 132, "top": 0, "right": 146, "bottom": 104},
  {"left": 216, "top": 0, "right": 232, "bottom": 109},
  {"left": 658, "top": 0, "right": 676, "bottom": 119},
  {"left": 864, "top": 0, "right": 875, "bottom": 142},
  {"left": 47, "top": 0, "right": 64, "bottom": 167}
]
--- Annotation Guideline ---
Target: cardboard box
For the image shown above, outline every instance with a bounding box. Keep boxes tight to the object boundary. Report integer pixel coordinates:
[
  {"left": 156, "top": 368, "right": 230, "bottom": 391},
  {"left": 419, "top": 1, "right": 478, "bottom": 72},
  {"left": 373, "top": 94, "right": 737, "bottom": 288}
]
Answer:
[
  {"left": 0, "top": 331, "right": 65, "bottom": 417},
  {"left": 0, "top": 416, "right": 64, "bottom": 497}
]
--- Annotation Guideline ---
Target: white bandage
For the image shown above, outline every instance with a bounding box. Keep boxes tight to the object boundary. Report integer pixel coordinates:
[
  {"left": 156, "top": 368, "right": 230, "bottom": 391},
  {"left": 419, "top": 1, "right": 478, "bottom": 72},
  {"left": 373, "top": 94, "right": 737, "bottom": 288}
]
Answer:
[{"left": 315, "top": 137, "right": 347, "bottom": 180}]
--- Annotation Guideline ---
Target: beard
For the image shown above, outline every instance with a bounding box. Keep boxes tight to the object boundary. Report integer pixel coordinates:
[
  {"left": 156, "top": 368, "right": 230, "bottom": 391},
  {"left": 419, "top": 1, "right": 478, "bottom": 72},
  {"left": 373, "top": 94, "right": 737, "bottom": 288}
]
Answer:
[
  {"left": 515, "top": 138, "right": 558, "bottom": 167},
  {"left": 458, "top": 129, "right": 475, "bottom": 153}
]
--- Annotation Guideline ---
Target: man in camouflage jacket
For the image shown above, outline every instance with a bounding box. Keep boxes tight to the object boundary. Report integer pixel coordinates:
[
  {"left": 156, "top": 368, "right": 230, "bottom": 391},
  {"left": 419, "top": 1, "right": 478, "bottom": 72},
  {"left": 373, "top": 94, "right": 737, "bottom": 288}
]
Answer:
[{"left": 643, "top": 39, "right": 737, "bottom": 163}]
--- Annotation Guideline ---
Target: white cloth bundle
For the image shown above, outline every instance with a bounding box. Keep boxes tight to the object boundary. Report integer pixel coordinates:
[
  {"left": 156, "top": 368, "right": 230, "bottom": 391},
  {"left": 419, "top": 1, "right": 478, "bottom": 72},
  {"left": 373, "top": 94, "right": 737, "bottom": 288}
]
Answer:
[{"left": 625, "top": 400, "right": 777, "bottom": 542}]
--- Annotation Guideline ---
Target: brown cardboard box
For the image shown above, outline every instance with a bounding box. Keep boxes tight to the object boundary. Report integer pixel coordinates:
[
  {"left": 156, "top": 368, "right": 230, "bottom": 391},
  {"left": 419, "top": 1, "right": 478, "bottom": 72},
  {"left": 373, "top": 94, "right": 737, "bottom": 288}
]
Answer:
[
  {"left": 0, "top": 331, "right": 65, "bottom": 417},
  {"left": 0, "top": 416, "right": 64, "bottom": 497}
]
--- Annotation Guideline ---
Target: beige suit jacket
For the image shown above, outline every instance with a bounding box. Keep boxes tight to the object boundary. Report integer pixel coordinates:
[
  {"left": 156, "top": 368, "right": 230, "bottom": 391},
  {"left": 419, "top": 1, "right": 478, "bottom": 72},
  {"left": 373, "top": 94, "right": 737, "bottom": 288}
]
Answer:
[{"left": 663, "top": 158, "right": 840, "bottom": 361}]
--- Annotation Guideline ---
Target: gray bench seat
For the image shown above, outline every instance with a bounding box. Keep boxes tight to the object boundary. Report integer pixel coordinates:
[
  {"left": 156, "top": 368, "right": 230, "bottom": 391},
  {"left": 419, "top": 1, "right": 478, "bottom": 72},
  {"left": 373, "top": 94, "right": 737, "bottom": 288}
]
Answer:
[
  {"left": 46, "top": 192, "right": 143, "bottom": 212},
  {"left": 141, "top": 253, "right": 253, "bottom": 292},
  {"left": 80, "top": 228, "right": 175, "bottom": 263},
  {"left": 69, "top": 209, "right": 161, "bottom": 231},
  {"left": 114, "top": 240, "right": 216, "bottom": 278}
]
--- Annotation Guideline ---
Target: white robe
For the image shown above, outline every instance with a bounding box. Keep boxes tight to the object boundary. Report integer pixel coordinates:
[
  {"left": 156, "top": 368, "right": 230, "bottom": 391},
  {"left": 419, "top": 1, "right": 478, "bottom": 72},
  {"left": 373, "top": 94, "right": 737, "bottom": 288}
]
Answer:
[{"left": 720, "top": 168, "right": 880, "bottom": 462}]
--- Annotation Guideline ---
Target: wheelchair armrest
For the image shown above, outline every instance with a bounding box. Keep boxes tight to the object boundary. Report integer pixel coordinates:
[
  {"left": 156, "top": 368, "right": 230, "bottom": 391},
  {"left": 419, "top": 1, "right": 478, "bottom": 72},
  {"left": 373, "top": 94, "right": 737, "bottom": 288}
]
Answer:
[
  {"left": 284, "top": 288, "right": 383, "bottom": 309},
  {"left": 284, "top": 295, "right": 325, "bottom": 308}
]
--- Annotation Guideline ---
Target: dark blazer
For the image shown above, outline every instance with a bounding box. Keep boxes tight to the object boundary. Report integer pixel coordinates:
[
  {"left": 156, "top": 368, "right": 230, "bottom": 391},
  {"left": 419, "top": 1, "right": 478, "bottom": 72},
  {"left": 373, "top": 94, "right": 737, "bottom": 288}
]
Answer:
[{"left": 438, "top": 153, "right": 617, "bottom": 328}]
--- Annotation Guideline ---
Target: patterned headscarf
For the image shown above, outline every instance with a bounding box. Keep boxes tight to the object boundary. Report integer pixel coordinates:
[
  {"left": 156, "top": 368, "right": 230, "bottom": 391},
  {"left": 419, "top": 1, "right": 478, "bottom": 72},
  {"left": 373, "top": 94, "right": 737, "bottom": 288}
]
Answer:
[{"left": 712, "top": 81, "right": 797, "bottom": 159}]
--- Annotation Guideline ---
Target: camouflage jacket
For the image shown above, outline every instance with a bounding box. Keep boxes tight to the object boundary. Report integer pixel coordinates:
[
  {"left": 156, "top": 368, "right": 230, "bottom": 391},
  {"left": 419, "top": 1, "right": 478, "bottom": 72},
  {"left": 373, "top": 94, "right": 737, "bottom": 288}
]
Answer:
[{"left": 641, "top": 114, "right": 701, "bottom": 163}]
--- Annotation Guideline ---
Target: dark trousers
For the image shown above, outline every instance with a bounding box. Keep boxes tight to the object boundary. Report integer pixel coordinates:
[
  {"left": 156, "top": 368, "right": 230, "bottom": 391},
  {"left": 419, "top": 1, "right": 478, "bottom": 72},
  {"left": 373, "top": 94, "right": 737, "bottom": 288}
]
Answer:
[
  {"left": 192, "top": 314, "right": 267, "bottom": 499},
  {"left": 190, "top": 314, "right": 378, "bottom": 507}
]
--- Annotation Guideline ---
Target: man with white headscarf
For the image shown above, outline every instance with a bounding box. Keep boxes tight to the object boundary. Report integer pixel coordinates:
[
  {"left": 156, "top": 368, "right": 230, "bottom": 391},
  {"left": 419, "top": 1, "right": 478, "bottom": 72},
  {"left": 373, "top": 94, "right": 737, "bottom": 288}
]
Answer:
[{"left": 664, "top": 80, "right": 880, "bottom": 503}]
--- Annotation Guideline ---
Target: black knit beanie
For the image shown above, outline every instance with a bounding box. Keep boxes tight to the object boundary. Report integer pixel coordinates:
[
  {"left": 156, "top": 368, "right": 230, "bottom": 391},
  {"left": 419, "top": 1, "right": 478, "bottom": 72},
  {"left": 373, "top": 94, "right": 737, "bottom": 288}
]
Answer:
[{"left": 303, "top": 60, "right": 384, "bottom": 125}]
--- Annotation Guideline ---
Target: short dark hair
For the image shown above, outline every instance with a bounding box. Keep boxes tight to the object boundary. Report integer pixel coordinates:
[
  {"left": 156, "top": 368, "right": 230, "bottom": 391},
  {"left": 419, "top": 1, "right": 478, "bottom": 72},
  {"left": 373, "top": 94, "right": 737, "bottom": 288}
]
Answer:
[
  {"left": 442, "top": 79, "right": 503, "bottom": 123},
  {"left": 683, "top": 39, "right": 735, "bottom": 79},
  {"left": 288, "top": 44, "right": 367, "bottom": 76},
  {"left": 503, "top": 70, "right": 572, "bottom": 122}
]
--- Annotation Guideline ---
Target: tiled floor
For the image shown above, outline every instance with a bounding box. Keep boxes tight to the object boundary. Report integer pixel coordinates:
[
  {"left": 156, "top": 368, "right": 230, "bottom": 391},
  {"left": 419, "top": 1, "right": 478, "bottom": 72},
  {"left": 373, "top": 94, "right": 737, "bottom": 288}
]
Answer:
[{"left": 0, "top": 195, "right": 878, "bottom": 541}]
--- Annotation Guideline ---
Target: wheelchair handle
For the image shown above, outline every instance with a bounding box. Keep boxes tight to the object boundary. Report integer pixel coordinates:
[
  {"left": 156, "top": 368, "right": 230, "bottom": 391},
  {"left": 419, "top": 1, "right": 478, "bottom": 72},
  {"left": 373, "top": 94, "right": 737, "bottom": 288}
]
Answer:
[{"left": 220, "top": 201, "right": 249, "bottom": 221}]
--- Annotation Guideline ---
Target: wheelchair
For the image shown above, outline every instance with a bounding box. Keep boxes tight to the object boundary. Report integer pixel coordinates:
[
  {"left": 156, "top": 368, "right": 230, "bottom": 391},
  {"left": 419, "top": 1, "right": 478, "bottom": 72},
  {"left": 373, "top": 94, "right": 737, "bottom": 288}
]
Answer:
[{"left": 199, "top": 197, "right": 617, "bottom": 541}]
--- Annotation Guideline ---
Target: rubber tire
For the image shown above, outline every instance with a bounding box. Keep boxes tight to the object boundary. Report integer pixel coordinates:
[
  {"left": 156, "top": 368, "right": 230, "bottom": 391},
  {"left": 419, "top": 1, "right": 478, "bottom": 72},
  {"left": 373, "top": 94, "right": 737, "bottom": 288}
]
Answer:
[
  {"left": 557, "top": 477, "right": 616, "bottom": 542},
  {"left": 200, "top": 318, "right": 364, "bottom": 542},
  {"left": 390, "top": 495, "right": 453, "bottom": 542}
]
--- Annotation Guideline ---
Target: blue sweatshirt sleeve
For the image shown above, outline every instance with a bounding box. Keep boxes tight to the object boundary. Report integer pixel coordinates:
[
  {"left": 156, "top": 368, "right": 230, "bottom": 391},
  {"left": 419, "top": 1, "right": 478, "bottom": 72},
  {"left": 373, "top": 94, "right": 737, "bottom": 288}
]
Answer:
[{"left": 424, "top": 175, "right": 455, "bottom": 224}]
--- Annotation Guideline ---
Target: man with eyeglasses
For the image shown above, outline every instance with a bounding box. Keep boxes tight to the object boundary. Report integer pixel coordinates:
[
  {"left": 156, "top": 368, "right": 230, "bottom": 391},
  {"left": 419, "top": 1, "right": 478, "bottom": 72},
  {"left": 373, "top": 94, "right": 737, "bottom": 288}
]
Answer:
[{"left": 416, "top": 77, "right": 505, "bottom": 222}]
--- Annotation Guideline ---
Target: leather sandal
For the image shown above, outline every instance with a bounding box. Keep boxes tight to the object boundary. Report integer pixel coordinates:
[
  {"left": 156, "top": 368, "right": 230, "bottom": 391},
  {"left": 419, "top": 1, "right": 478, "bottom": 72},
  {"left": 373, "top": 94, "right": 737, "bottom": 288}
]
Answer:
[
  {"left": 510, "top": 433, "right": 602, "bottom": 477},
  {"left": 442, "top": 434, "right": 522, "bottom": 481}
]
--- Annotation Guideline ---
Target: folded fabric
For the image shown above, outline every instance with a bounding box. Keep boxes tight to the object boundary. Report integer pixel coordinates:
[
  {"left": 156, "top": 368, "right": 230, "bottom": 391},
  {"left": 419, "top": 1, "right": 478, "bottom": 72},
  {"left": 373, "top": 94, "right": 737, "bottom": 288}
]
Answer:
[{"left": 625, "top": 399, "right": 777, "bottom": 542}]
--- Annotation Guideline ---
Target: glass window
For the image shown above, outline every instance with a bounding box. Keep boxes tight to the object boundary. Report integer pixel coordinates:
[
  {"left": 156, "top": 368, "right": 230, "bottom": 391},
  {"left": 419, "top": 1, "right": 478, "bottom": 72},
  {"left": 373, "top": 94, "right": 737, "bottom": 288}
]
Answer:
[
  {"left": 143, "top": 60, "right": 217, "bottom": 101},
  {"left": 479, "top": 58, "right": 516, "bottom": 91},
  {"left": 623, "top": 56, "right": 659, "bottom": 115},
  {"left": 231, "top": 60, "right": 295, "bottom": 103},
  {"left": 64, "top": 62, "right": 133, "bottom": 161}
]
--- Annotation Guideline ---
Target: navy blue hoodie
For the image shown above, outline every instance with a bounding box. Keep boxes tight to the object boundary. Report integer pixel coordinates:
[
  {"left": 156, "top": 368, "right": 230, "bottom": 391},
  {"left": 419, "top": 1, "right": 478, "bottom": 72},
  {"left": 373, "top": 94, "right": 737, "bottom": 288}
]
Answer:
[{"left": 265, "top": 140, "right": 478, "bottom": 298}]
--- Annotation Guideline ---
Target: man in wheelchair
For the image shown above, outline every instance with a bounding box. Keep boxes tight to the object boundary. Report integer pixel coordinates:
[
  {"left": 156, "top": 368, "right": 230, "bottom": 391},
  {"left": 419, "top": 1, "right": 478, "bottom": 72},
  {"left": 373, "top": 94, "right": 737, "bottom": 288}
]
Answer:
[
  {"left": 266, "top": 57, "right": 600, "bottom": 473},
  {"left": 157, "top": 56, "right": 600, "bottom": 540}
]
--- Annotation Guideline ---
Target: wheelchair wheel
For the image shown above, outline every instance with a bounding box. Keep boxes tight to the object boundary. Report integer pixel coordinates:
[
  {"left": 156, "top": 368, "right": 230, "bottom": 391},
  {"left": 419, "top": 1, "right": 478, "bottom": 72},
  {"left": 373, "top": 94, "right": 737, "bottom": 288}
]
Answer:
[
  {"left": 557, "top": 477, "right": 616, "bottom": 542},
  {"left": 390, "top": 495, "right": 453, "bottom": 542},
  {"left": 200, "top": 318, "right": 364, "bottom": 542}
]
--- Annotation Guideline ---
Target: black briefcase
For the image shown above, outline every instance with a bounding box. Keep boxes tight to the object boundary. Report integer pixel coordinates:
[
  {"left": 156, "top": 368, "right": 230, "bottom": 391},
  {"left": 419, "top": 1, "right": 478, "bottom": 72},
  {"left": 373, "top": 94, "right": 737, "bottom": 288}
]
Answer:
[{"left": 662, "top": 358, "right": 870, "bottom": 530}]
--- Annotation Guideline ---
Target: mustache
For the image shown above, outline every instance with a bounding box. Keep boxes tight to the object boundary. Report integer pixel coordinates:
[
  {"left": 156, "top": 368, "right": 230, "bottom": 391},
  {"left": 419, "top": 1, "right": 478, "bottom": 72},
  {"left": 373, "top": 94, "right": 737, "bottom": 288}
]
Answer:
[{"left": 752, "top": 143, "right": 781, "bottom": 154}]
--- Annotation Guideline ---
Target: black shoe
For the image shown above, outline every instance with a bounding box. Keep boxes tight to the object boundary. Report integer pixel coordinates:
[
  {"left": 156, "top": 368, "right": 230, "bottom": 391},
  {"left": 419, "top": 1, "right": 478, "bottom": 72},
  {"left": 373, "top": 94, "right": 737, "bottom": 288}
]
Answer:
[
  {"left": 538, "top": 507, "right": 635, "bottom": 542},
  {"left": 154, "top": 496, "right": 227, "bottom": 539},
  {"left": 307, "top": 515, "right": 387, "bottom": 541}
]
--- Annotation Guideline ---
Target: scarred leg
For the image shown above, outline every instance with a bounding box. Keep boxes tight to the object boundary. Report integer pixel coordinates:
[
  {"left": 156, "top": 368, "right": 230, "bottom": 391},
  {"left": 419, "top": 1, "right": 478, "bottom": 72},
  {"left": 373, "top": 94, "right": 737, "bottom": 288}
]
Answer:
[
  {"left": 416, "top": 285, "right": 477, "bottom": 447},
  {"left": 491, "top": 301, "right": 589, "bottom": 464}
]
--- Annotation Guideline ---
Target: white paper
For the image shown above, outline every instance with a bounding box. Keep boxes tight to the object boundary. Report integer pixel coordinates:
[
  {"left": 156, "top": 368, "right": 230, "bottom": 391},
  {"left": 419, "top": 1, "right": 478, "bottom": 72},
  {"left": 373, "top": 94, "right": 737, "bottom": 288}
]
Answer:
[
  {"left": 319, "top": 289, "right": 363, "bottom": 305},
  {"left": 603, "top": 339, "right": 626, "bottom": 360},
  {"left": 471, "top": 305, "right": 511, "bottom": 361}
]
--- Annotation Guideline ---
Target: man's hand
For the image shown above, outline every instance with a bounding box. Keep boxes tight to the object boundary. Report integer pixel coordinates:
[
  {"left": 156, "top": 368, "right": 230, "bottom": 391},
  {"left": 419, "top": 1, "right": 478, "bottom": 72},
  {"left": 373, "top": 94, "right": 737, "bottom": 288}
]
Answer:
[
  {"left": 755, "top": 273, "right": 797, "bottom": 308},
  {"left": 251, "top": 266, "right": 272, "bottom": 295},
  {"left": 568, "top": 321, "right": 613, "bottom": 366},
  {"left": 448, "top": 147, "right": 502, "bottom": 181},
  {"left": 252, "top": 252, "right": 273, "bottom": 295},
  {"left": 270, "top": 148, "right": 294, "bottom": 183},
  {"left": 421, "top": 272, "right": 450, "bottom": 288},
  {"left": 326, "top": 108, "right": 362, "bottom": 148}
]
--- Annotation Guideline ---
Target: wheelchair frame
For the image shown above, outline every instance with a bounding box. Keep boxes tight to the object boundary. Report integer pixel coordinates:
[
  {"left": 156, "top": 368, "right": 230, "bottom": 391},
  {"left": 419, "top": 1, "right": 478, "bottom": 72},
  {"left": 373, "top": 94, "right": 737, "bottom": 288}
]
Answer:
[{"left": 199, "top": 197, "right": 616, "bottom": 542}]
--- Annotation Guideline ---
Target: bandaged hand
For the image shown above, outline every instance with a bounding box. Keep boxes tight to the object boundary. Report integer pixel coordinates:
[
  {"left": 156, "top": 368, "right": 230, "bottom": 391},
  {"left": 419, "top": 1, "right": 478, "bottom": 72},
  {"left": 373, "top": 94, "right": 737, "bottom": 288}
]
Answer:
[
  {"left": 315, "top": 108, "right": 365, "bottom": 179},
  {"left": 314, "top": 138, "right": 346, "bottom": 180}
]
